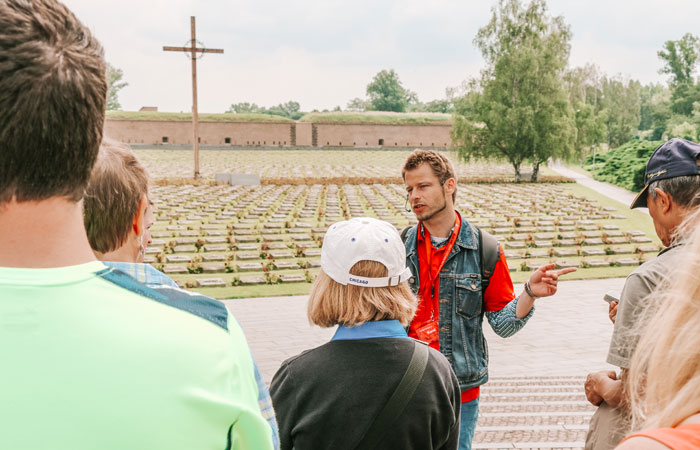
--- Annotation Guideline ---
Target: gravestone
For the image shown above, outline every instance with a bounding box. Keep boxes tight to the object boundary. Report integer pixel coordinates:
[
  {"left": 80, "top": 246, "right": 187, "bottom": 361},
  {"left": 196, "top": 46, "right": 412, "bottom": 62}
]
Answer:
[
  {"left": 196, "top": 278, "right": 226, "bottom": 287},
  {"left": 240, "top": 276, "right": 266, "bottom": 285},
  {"left": 237, "top": 262, "right": 263, "bottom": 271},
  {"left": 163, "top": 265, "right": 188, "bottom": 274},
  {"left": 281, "top": 274, "right": 306, "bottom": 283},
  {"left": 166, "top": 255, "right": 190, "bottom": 263}
]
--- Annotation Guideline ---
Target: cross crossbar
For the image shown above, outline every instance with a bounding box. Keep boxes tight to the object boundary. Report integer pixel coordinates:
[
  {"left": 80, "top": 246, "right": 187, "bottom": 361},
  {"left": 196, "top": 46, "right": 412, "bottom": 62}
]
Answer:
[{"left": 163, "top": 46, "right": 224, "bottom": 54}]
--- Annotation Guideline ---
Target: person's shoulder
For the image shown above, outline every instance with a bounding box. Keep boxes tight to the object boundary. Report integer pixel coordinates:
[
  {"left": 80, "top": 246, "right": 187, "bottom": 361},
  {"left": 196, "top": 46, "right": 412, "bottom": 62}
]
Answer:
[
  {"left": 419, "top": 341, "right": 456, "bottom": 375},
  {"left": 96, "top": 267, "right": 229, "bottom": 332},
  {"left": 616, "top": 436, "right": 672, "bottom": 450}
]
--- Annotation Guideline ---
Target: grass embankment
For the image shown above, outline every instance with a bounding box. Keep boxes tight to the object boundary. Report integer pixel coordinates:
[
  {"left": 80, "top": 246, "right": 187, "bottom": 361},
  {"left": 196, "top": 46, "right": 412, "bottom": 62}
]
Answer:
[
  {"left": 106, "top": 110, "right": 295, "bottom": 123},
  {"left": 298, "top": 111, "right": 452, "bottom": 125}
]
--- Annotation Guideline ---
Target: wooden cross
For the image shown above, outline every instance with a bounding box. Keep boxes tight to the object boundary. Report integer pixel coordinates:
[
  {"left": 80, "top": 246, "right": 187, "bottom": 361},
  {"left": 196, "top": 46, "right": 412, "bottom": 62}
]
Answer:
[{"left": 163, "top": 16, "right": 223, "bottom": 179}]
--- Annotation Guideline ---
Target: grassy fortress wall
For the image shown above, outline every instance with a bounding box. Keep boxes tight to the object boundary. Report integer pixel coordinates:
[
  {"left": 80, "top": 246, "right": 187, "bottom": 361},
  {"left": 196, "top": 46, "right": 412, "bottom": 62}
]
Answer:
[{"left": 104, "top": 111, "right": 453, "bottom": 148}]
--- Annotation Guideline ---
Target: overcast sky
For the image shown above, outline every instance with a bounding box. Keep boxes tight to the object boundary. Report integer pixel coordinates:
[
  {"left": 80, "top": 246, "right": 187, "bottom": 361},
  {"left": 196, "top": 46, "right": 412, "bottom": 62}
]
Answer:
[{"left": 62, "top": 0, "right": 700, "bottom": 113}]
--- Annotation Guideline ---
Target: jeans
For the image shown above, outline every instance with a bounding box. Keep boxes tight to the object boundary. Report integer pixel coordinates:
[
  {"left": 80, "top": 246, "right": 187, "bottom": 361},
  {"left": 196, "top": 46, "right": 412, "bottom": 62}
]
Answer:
[{"left": 459, "top": 397, "right": 480, "bottom": 450}]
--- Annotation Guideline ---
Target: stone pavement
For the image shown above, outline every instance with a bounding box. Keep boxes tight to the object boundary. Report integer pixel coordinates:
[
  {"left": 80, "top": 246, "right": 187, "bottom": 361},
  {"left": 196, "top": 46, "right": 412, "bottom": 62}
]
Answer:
[
  {"left": 223, "top": 277, "right": 623, "bottom": 384},
  {"left": 548, "top": 161, "right": 648, "bottom": 215}
]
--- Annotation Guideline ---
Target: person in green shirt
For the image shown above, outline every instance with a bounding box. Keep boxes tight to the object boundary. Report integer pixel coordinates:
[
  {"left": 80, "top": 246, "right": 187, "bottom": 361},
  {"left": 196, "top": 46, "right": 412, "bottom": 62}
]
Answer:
[{"left": 0, "top": 1, "right": 272, "bottom": 449}]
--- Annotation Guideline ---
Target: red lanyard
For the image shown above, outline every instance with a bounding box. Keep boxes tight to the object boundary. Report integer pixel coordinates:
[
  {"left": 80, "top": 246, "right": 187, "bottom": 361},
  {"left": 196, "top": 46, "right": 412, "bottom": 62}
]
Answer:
[{"left": 423, "top": 212, "right": 461, "bottom": 302}]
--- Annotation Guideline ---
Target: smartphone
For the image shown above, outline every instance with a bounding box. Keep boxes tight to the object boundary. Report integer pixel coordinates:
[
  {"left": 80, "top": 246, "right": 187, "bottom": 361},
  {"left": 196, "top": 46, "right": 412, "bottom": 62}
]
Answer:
[{"left": 604, "top": 291, "right": 620, "bottom": 304}]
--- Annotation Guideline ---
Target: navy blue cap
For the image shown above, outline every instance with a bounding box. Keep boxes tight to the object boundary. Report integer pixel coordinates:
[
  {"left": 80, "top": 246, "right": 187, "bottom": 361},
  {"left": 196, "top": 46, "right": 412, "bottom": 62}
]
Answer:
[{"left": 630, "top": 138, "right": 700, "bottom": 209}]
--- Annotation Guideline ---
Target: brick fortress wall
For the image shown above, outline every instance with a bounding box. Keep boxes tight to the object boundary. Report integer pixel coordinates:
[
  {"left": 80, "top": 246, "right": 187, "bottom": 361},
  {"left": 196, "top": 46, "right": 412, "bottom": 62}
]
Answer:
[{"left": 104, "top": 119, "right": 453, "bottom": 148}]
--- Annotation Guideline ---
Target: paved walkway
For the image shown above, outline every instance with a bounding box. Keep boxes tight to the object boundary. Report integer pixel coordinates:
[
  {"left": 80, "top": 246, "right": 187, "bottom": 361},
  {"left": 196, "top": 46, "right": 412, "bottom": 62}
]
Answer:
[
  {"left": 548, "top": 161, "right": 648, "bottom": 215},
  {"left": 223, "top": 277, "right": 622, "bottom": 384}
]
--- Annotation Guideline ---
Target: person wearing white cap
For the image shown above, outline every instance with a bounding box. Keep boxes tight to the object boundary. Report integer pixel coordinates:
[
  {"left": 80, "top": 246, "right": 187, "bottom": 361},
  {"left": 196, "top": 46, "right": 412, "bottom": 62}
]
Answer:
[{"left": 270, "top": 217, "right": 461, "bottom": 450}]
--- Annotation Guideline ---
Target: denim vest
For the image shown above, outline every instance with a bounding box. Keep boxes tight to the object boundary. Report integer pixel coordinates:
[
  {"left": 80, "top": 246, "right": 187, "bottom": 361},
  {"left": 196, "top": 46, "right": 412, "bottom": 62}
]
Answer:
[{"left": 405, "top": 214, "right": 488, "bottom": 391}]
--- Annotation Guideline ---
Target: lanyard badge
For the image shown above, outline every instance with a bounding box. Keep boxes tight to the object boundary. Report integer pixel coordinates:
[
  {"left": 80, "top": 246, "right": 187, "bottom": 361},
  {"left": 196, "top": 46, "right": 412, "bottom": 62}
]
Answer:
[{"left": 416, "top": 213, "right": 462, "bottom": 345}]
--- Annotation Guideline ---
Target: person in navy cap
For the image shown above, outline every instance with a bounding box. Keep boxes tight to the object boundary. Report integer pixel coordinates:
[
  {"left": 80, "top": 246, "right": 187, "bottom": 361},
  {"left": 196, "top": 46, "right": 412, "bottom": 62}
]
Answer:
[{"left": 584, "top": 138, "right": 700, "bottom": 450}]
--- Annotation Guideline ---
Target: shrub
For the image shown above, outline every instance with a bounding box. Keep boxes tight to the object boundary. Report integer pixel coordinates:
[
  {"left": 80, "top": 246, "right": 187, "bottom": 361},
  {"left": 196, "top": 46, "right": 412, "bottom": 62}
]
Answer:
[{"left": 584, "top": 140, "right": 663, "bottom": 191}]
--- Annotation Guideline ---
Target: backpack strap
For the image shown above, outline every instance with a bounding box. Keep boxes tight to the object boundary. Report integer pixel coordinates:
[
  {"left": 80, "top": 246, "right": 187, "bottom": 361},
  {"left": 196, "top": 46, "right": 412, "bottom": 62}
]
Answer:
[
  {"left": 477, "top": 227, "right": 500, "bottom": 293},
  {"left": 400, "top": 226, "right": 412, "bottom": 243}
]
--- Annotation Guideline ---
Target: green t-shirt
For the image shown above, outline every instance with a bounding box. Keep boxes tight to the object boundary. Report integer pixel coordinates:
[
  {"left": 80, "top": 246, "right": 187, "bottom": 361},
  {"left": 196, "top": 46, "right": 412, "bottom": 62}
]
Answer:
[{"left": 0, "top": 261, "right": 272, "bottom": 450}]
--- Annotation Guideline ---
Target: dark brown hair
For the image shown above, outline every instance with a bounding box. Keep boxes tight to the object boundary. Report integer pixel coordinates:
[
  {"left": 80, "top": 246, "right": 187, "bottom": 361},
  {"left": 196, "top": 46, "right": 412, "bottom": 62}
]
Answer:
[
  {"left": 83, "top": 139, "right": 149, "bottom": 253},
  {"left": 0, "top": 0, "right": 107, "bottom": 204},
  {"left": 401, "top": 149, "right": 458, "bottom": 202}
]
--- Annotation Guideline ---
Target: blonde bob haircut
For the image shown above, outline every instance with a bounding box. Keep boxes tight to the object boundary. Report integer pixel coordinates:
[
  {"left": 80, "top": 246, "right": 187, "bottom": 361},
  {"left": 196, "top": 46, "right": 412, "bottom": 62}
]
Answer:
[
  {"left": 308, "top": 260, "right": 417, "bottom": 328},
  {"left": 626, "top": 202, "right": 700, "bottom": 431}
]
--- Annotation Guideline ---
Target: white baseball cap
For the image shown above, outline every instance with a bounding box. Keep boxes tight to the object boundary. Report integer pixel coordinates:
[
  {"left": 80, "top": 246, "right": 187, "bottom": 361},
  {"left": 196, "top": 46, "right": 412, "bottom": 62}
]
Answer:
[{"left": 321, "top": 217, "right": 412, "bottom": 288}]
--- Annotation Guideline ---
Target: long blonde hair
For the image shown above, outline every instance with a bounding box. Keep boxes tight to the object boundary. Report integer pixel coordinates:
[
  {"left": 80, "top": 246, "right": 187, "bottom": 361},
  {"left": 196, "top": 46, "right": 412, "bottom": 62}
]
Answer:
[{"left": 627, "top": 205, "right": 700, "bottom": 430}]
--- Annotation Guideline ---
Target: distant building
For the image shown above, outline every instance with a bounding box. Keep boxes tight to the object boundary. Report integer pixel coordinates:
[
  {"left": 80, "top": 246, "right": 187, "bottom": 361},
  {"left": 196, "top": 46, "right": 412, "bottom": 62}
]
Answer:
[
  {"left": 104, "top": 111, "right": 453, "bottom": 149},
  {"left": 139, "top": 106, "right": 158, "bottom": 112}
]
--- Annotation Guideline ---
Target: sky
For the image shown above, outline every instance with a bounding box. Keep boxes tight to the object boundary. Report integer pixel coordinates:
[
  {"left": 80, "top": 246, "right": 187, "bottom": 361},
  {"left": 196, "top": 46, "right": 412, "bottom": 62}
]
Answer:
[{"left": 62, "top": 0, "right": 700, "bottom": 113}]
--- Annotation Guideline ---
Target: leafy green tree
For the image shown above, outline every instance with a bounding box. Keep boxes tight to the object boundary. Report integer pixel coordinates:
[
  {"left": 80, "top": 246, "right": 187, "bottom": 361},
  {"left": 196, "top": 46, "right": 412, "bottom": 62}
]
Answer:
[
  {"left": 226, "top": 101, "right": 303, "bottom": 119},
  {"left": 345, "top": 97, "right": 370, "bottom": 111},
  {"left": 600, "top": 77, "right": 641, "bottom": 147},
  {"left": 452, "top": 0, "right": 575, "bottom": 181},
  {"left": 564, "top": 64, "right": 607, "bottom": 154},
  {"left": 106, "top": 63, "right": 128, "bottom": 111},
  {"left": 226, "top": 102, "right": 261, "bottom": 114},
  {"left": 366, "top": 69, "right": 412, "bottom": 112},
  {"left": 658, "top": 33, "right": 700, "bottom": 115},
  {"left": 639, "top": 84, "right": 671, "bottom": 139}
]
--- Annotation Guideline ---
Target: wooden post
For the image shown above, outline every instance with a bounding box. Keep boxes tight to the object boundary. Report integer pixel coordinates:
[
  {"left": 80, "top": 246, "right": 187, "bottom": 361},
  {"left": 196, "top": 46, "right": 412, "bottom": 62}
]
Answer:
[{"left": 190, "top": 16, "right": 200, "bottom": 178}]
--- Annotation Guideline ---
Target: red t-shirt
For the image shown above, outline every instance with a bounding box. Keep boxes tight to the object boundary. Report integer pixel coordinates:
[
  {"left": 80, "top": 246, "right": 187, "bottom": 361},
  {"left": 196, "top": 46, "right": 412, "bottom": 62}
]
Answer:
[{"left": 408, "top": 221, "right": 515, "bottom": 403}]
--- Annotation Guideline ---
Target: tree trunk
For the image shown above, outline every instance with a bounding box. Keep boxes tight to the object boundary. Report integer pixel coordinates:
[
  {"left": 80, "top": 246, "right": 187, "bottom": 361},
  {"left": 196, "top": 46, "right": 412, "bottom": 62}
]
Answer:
[
  {"left": 512, "top": 163, "right": 521, "bottom": 182},
  {"left": 531, "top": 158, "right": 540, "bottom": 182}
]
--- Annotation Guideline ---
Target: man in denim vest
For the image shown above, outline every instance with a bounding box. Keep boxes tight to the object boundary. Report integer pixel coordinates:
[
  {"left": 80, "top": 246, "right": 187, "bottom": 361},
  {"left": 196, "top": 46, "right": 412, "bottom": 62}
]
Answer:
[{"left": 401, "top": 150, "right": 576, "bottom": 450}]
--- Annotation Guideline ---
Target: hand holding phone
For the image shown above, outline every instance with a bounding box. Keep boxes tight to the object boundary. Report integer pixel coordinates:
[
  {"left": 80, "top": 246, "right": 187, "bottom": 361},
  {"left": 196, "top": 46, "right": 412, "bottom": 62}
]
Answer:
[{"left": 604, "top": 291, "right": 620, "bottom": 324}]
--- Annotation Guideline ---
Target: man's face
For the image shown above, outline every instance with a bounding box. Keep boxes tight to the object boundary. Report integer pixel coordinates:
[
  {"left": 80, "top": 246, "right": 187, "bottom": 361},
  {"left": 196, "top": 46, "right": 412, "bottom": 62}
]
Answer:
[
  {"left": 404, "top": 163, "right": 451, "bottom": 222},
  {"left": 647, "top": 191, "right": 671, "bottom": 246}
]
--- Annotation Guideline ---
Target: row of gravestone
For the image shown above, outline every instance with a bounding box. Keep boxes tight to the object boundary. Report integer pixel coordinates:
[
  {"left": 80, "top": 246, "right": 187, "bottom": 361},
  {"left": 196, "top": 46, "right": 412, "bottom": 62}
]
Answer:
[
  {"left": 135, "top": 149, "right": 517, "bottom": 180},
  {"left": 145, "top": 183, "right": 658, "bottom": 286}
]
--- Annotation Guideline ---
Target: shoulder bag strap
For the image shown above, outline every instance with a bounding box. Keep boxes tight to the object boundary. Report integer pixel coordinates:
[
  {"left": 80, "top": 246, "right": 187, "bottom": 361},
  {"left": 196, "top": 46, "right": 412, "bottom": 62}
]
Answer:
[{"left": 353, "top": 341, "right": 430, "bottom": 450}]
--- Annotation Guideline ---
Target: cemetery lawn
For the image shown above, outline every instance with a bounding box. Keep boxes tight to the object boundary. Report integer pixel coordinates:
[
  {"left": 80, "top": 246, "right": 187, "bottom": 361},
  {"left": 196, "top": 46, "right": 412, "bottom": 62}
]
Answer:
[
  {"left": 507, "top": 182, "right": 661, "bottom": 284},
  {"left": 194, "top": 283, "right": 312, "bottom": 299}
]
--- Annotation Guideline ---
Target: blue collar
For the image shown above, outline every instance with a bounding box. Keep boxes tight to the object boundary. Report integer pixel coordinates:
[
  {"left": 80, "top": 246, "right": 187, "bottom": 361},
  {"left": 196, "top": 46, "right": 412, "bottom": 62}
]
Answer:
[{"left": 331, "top": 320, "right": 409, "bottom": 341}]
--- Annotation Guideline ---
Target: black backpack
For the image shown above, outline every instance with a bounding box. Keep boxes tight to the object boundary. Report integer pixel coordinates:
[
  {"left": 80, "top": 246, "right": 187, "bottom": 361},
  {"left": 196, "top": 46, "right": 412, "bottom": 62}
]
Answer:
[{"left": 400, "top": 225, "right": 500, "bottom": 293}]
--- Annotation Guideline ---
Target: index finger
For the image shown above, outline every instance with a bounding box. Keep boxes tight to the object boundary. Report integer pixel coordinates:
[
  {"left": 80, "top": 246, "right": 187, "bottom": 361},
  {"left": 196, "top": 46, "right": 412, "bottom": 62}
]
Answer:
[{"left": 552, "top": 267, "right": 577, "bottom": 276}]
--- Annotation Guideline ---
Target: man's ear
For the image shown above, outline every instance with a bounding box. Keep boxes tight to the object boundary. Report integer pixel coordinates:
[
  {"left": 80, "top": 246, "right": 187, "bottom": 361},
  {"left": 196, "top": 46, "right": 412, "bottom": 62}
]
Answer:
[
  {"left": 654, "top": 188, "right": 673, "bottom": 214},
  {"left": 132, "top": 195, "right": 148, "bottom": 237},
  {"left": 444, "top": 177, "right": 457, "bottom": 197}
]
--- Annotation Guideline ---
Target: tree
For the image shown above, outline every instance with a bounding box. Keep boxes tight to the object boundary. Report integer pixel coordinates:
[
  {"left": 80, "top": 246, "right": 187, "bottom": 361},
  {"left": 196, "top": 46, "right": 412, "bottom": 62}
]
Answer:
[
  {"left": 226, "top": 100, "right": 304, "bottom": 119},
  {"left": 106, "top": 63, "right": 128, "bottom": 111},
  {"left": 565, "top": 64, "right": 607, "bottom": 154},
  {"left": 599, "top": 76, "right": 641, "bottom": 147},
  {"left": 345, "top": 97, "right": 370, "bottom": 111},
  {"left": 452, "top": 0, "right": 575, "bottom": 181},
  {"left": 658, "top": 33, "right": 700, "bottom": 115},
  {"left": 366, "top": 69, "right": 412, "bottom": 112},
  {"left": 639, "top": 83, "right": 671, "bottom": 139},
  {"left": 226, "top": 102, "right": 261, "bottom": 114}
]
